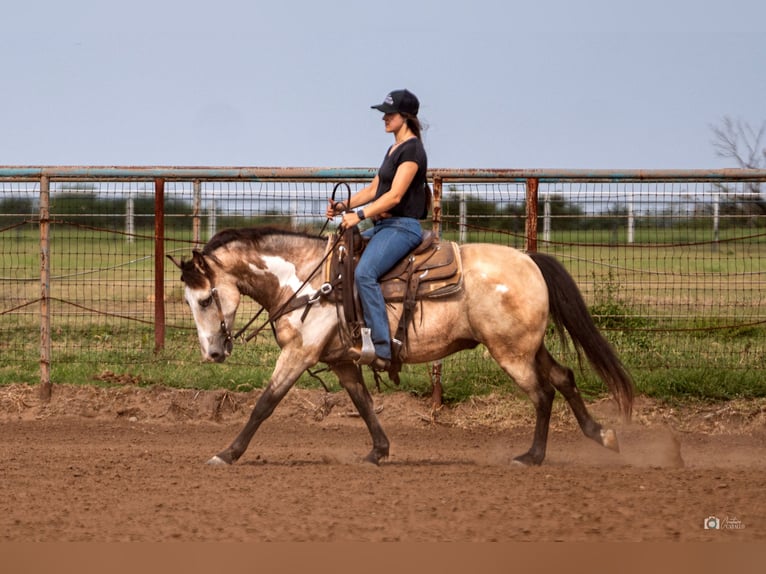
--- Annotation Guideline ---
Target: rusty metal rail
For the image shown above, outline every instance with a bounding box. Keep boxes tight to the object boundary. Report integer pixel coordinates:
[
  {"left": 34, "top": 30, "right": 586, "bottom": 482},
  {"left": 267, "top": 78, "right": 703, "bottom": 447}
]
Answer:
[{"left": 2, "top": 166, "right": 766, "bottom": 182}]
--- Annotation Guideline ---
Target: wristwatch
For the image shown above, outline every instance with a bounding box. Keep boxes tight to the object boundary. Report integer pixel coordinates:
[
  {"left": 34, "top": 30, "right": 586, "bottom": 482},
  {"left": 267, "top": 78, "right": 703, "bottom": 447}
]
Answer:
[{"left": 356, "top": 209, "right": 366, "bottom": 220}]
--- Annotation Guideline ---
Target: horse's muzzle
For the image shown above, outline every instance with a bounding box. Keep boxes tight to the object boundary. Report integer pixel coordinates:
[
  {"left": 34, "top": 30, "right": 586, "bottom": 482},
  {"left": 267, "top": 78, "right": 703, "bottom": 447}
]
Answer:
[
  {"left": 203, "top": 340, "right": 231, "bottom": 363},
  {"left": 205, "top": 351, "right": 228, "bottom": 363}
]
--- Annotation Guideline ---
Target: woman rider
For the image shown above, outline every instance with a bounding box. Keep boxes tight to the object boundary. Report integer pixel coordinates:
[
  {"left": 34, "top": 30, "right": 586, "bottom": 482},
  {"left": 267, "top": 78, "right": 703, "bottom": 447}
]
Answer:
[{"left": 326, "top": 89, "right": 429, "bottom": 370}]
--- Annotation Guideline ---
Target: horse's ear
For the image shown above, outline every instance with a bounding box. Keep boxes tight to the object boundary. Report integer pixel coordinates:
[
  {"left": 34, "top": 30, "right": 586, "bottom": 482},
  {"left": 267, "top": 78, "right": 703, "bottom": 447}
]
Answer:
[
  {"left": 191, "top": 250, "right": 209, "bottom": 272},
  {"left": 167, "top": 254, "right": 183, "bottom": 269}
]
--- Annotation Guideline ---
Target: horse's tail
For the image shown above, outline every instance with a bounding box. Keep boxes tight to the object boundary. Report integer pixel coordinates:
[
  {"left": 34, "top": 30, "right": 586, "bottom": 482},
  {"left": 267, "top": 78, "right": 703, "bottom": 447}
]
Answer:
[{"left": 528, "top": 251, "right": 634, "bottom": 419}]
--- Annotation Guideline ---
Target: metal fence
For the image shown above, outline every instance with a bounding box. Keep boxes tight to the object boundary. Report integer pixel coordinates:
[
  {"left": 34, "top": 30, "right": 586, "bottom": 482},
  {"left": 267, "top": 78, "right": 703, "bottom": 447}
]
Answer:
[{"left": 1, "top": 167, "right": 764, "bottom": 400}]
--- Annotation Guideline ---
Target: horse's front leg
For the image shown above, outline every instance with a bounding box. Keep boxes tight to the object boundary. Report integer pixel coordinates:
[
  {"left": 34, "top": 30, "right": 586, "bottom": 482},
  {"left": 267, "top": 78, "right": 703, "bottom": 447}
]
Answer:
[
  {"left": 207, "top": 350, "right": 311, "bottom": 466},
  {"left": 331, "top": 362, "right": 390, "bottom": 464}
]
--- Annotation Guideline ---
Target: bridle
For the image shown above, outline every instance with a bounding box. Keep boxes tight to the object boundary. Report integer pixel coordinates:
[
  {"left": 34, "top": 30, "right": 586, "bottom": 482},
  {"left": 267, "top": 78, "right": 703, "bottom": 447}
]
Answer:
[{"left": 207, "top": 280, "right": 234, "bottom": 357}]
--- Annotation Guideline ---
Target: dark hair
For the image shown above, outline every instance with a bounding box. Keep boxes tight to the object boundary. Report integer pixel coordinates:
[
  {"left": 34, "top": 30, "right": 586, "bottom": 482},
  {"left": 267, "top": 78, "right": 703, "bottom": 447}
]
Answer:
[
  {"left": 399, "top": 113, "right": 431, "bottom": 217},
  {"left": 401, "top": 113, "right": 425, "bottom": 140}
]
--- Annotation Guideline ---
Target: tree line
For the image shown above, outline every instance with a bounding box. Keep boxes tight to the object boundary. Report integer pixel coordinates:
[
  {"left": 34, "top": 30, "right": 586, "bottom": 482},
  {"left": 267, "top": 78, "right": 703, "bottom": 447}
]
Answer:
[{"left": 1, "top": 190, "right": 763, "bottom": 233}]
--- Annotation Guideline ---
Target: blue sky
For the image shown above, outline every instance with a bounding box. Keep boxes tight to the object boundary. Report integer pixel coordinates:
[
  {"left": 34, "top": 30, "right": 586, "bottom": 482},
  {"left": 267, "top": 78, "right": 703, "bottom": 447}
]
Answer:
[{"left": 1, "top": 0, "right": 764, "bottom": 169}]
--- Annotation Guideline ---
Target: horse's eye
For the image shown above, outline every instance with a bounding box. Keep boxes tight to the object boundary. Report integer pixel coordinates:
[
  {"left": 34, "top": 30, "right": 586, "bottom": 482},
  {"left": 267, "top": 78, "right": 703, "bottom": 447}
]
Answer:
[{"left": 199, "top": 296, "right": 213, "bottom": 308}]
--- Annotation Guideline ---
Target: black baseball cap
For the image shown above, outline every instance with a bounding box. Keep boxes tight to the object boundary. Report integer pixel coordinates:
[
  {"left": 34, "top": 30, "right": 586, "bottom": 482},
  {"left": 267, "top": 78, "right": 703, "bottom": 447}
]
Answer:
[{"left": 371, "top": 89, "right": 420, "bottom": 116}]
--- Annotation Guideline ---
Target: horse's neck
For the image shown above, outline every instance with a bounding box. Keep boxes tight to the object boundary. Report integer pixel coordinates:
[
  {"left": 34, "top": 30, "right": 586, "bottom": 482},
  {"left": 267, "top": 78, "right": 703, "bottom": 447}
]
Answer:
[{"left": 236, "top": 242, "right": 325, "bottom": 311}]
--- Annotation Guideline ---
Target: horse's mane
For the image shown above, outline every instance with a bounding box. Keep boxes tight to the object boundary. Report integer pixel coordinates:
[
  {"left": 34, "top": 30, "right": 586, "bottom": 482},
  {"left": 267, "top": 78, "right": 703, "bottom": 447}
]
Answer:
[
  {"left": 175, "top": 227, "right": 324, "bottom": 289},
  {"left": 203, "top": 226, "right": 324, "bottom": 255}
]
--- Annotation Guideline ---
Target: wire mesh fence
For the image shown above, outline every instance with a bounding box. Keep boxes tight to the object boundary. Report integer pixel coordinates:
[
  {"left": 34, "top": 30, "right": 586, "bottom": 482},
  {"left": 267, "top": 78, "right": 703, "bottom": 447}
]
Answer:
[
  {"left": 1, "top": 169, "right": 764, "bottom": 399},
  {"left": 438, "top": 179, "right": 765, "bottom": 396}
]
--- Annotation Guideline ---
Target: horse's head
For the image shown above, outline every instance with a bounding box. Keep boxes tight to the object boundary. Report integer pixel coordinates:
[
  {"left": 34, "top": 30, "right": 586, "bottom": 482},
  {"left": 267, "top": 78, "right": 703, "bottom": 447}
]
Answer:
[{"left": 169, "top": 250, "right": 241, "bottom": 363}]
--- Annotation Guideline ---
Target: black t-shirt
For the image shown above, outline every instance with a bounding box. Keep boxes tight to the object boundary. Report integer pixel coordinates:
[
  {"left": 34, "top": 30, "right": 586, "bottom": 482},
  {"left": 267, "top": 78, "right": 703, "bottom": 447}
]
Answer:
[{"left": 374, "top": 137, "right": 428, "bottom": 219}]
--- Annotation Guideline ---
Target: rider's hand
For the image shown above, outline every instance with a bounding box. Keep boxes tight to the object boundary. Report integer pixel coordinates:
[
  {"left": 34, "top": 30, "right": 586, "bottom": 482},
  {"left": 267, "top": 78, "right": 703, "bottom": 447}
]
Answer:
[
  {"left": 340, "top": 210, "right": 361, "bottom": 230},
  {"left": 325, "top": 199, "right": 347, "bottom": 219}
]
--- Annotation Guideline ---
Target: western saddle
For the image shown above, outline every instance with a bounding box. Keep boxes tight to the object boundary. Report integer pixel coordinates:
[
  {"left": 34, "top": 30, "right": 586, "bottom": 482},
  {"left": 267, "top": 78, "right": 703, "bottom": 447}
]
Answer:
[{"left": 323, "top": 228, "right": 463, "bottom": 380}]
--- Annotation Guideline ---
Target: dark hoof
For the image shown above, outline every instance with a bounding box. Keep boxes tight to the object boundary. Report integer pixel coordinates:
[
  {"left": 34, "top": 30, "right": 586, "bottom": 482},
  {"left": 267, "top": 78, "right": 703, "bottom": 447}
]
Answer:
[
  {"left": 512, "top": 452, "right": 544, "bottom": 467},
  {"left": 363, "top": 449, "right": 388, "bottom": 465}
]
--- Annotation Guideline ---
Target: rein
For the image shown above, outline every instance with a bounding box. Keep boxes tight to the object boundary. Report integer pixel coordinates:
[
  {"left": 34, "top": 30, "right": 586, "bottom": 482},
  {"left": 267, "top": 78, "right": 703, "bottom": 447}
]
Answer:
[{"left": 317, "top": 182, "right": 352, "bottom": 236}]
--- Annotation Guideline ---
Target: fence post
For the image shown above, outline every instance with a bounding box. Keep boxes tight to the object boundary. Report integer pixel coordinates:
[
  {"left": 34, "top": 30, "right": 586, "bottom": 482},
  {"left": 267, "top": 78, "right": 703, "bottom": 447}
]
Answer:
[
  {"left": 154, "top": 178, "right": 166, "bottom": 353},
  {"left": 39, "top": 175, "right": 52, "bottom": 401},
  {"left": 431, "top": 175, "right": 442, "bottom": 237},
  {"left": 525, "top": 178, "right": 539, "bottom": 252},
  {"left": 713, "top": 192, "right": 720, "bottom": 247},
  {"left": 207, "top": 198, "right": 217, "bottom": 240},
  {"left": 430, "top": 176, "right": 444, "bottom": 407},
  {"left": 126, "top": 196, "right": 135, "bottom": 243},
  {"left": 192, "top": 180, "right": 202, "bottom": 246},
  {"left": 460, "top": 195, "right": 468, "bottom": 243}
]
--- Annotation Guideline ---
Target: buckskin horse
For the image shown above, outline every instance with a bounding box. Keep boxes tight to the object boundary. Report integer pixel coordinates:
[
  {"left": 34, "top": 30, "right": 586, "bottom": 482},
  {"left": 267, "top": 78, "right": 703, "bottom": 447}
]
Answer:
[{"left": 169, "top": 226, "right": 633, "bottom": 466}]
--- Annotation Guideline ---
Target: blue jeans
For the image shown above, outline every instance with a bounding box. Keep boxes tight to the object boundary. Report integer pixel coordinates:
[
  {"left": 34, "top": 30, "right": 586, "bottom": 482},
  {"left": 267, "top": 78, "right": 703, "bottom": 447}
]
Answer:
[{"left": 356, "top": 217, "right": 423, "bottom": 360}]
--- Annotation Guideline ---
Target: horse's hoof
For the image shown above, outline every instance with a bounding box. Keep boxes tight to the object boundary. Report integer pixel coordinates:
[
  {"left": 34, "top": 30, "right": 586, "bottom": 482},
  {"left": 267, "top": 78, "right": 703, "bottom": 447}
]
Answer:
[
  {"left": 363, "top": 453, "right": 381, "bottom": 465},
  {"left": 600, "top": 429, "right": 620, "bottom": 452},
  {"left": 512, "top": 452, "right": 543, "bottom": 467},
  {"left": 206, "top": 455, "right": 230, "bottom": 466},
  {"left": 363, "top": 450, "right": 387, "bottom": 465}
]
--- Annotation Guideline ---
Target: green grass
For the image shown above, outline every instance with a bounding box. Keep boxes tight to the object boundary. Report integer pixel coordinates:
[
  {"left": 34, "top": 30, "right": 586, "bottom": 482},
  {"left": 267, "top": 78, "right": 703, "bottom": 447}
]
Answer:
[
  {"left": 2, "top": 224, "right": 765, "bottom": 403},
  {"left": 1, "top": 320, "right": 764, "bottom": 402},
  {"left": 32, "top": 329, "right": 766, "bottom": 399}
]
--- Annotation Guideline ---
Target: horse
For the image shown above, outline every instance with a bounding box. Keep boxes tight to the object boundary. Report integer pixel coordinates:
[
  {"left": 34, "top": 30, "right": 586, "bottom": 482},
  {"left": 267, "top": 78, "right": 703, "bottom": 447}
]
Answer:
[{"left": 169, "top": 226, "right": 633, "bottom": 467}]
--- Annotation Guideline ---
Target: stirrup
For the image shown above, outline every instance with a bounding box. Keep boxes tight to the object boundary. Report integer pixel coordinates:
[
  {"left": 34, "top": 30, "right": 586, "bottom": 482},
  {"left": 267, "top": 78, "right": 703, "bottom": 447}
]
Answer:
[{"left": 355, "top": 327, "right": 376, "bottom": 365}]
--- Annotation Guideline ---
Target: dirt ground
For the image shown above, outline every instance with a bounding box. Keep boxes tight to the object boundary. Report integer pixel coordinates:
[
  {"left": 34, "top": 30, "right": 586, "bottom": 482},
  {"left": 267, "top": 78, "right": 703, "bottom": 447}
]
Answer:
[{"left": 0, "top": 383, "right": 763, "bottom": 542}]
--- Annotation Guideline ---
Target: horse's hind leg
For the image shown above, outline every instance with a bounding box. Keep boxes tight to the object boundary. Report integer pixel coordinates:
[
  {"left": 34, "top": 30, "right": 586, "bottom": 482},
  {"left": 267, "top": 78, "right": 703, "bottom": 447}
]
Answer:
[
  {"left": 331, "top": 362, "right": 390, "bottom": 465},
  {"left": 512, "top": 374, "right": 555, "bottom": 466},
  {"left": 488, "top": 351, "right": 554, "bottom": 466},
  {"left": 536, "top": 346, "right": 619, "bottom": 452}
]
